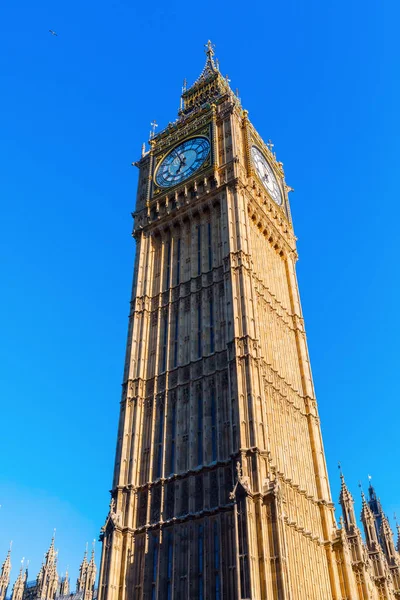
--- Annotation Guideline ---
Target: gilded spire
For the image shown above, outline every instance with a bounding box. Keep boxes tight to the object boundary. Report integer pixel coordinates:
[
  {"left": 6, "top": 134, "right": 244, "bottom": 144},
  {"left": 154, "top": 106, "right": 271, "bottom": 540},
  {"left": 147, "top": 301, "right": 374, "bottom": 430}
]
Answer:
[{"left": 179, "top": 41, "right": 234, "bottom": 117}]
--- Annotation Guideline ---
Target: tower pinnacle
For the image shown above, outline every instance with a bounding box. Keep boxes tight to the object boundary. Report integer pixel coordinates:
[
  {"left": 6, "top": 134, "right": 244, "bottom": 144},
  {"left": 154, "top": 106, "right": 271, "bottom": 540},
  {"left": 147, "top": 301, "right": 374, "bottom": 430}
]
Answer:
[
  {"left": 178, "top": 41, "right": 235, "bottom": 117},
  {"left": 339, "top": 470, "right": 357, "bottom": 533},
  {"left": 0, "top": 548, "right": 11, "bottom": 600},
  {"left": 11, "top": 560, "right": 27, "bottom": 600}
]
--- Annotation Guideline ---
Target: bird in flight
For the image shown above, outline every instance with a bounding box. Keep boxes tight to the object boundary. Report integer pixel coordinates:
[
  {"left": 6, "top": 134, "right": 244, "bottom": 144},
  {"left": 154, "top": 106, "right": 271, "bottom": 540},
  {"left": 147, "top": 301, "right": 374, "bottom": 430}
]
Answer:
[{"left": 49, "top": 29, "right": 58, "bottom": 36}]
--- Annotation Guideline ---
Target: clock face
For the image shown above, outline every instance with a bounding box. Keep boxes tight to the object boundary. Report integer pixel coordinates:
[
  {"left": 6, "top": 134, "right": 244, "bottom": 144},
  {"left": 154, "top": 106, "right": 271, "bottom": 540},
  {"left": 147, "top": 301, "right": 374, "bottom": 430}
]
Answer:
[
  {"left": 251, "top": 145, "right": 282, "bottom": 206},
  {"left": 155, "top": 137, "right": 211, "bottom": 188}
]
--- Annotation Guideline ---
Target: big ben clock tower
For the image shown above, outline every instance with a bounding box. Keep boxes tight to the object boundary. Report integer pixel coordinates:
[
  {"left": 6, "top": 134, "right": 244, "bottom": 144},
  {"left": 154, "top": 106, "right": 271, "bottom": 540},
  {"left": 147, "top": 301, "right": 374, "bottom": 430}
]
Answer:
[{"left": 98, "top": 42, "right": 348, "bottom": 599}]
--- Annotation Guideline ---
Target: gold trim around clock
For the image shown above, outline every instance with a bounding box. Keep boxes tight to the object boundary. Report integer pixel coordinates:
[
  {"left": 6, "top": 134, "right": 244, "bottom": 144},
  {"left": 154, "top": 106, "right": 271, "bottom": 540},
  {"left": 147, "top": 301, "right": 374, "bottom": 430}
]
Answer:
[{"left": 153, "top": 135, "right": 211, "bottom": 190}]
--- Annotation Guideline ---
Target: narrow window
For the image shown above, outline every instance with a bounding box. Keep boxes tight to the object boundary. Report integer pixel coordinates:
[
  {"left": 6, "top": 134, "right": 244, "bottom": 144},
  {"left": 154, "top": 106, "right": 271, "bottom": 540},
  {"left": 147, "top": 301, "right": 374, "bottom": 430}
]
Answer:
[
  {"left": 197, "top": 392, "right": 203, "bottom": 466},
  {"left": 173, "top": 313, "right": 179, "bottom": 368},
  {"left": 162, "top": 313, "right": 168, "bottom": 372},
  {"left": 166, "top": 240, "right": 171, "bottom": 289},
  {"left": 176, "top": 238, "right": 181, "bottom": 285},
  {"left": 166, "top": 533, "right": 173, "bottom": 600},
  {"left": 214, "top": 522, "right": 220, "bottom": 600},
  {"left": 211, "top": 388, "right": 217, "bottom": 462},
  {"left": 170, "top": 402, "right": 176, "bottom": 475},
  {"left": 151, "top": 536, "right": 158, "bottom": 600},
  {"left": 156, "top": 405, "right": 164, "bottom": 478},
  {"left": 207, "top": 222, "right": 212, "bottom": 271},
  {"left": 197, "top": 225, "right": 201, "bottom": 275},
  {"left": 209, "top": 296, "right": 214, "bottom": 354},
  {"left": 198, "top": 525, "right": 204, "bottom": 600},
  {"left": 197, "top": 303, "right": 202, "bottom": 358}
]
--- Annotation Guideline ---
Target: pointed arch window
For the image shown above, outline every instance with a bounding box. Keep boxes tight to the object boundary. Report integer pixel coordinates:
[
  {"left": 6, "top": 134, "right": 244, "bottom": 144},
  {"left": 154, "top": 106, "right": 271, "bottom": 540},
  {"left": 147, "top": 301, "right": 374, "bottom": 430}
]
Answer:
[
  {"left": 197, "top": 302, "right": 202, "bottom": 358},
  {"left": 214, "top": 522, "right": 220, "bottom": 600},
  {"left": 176, "top": 238, "right": 181, "bottom": 285},
  {"left": 198, "top": 524, "right": 204, "bottom": 600},
  {"left": 166, "top": 533, "right": 173, "bottom": 600},
  {"left": 165, "top": 240, "right": 171, "bottom": 289},
  {"left": 173, "top": 312, "right": 179, "bottom": 368},
  {"left": 156, "top": 403, "right": 164, "bottom": 478},
  {"left": 209, "top": 295, "right": 215, "bottom": 354},
  {"left": 207, "top": 221, "right": 212, "bottom": 271},
  {"left": 151, "top": 536, "right": 159, "bottom": 600},
  {"left": 211, "top": 388, "right": 217, "bottom": 462},
  {"left": 169, "top": 401, "right": 176, "bottom": 475},
  {"left": 197, "top": 390, "right": 203, "bottom": 466},
  {"left": 197, "top": 224, "right": 202, "bottom": 275},
  {"left": 161, "top": 312, "right": 168, "bottom": 372}
]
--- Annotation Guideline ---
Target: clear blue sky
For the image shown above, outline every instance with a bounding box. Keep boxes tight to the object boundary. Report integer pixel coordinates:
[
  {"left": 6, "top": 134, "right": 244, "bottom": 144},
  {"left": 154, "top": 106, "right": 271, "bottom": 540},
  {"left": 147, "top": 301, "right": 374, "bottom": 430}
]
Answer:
[{"left": 1, "top": 0, "right": 399, "bottom": 587}]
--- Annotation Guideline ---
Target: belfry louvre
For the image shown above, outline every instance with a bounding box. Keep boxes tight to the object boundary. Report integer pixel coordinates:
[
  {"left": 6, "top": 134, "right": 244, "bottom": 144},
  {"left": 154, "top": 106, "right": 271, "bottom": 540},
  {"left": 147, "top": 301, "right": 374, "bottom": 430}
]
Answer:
[{"left": 97, "top": 43, "right": 400, "bottom": 600}]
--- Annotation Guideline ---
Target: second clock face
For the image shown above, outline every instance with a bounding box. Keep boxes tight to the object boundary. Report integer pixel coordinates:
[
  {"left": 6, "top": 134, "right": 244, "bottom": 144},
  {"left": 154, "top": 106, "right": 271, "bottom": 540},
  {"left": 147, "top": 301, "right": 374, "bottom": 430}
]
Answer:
[
  {"left": 251, "top": 145, "right": 282, "bottom": 206},
  {"left": 155, "top": 137, "right": 211, "bottom": 188}
]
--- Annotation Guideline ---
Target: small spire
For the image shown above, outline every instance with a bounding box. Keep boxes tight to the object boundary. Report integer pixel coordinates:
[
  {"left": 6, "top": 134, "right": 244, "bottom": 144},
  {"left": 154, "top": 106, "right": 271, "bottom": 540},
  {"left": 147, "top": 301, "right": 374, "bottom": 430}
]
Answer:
[
  {"left": 204, "top": 40, "right": 215, "bottom": 62},
  {"left": 339, "top": 469, "right": 357, "bottom": 532},
  {"left": 149, "top": 120, "right": 158, "bottom": 140},
  {"left": 89, "top": 540, "right": 95, "bottom": 564}
]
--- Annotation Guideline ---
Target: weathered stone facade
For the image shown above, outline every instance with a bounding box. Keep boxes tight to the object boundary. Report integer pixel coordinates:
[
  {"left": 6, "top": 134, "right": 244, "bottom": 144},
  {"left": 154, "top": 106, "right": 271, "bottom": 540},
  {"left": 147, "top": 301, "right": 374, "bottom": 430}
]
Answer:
[{"left": 97, "top": 42, "right": 400, "bottom": 599}]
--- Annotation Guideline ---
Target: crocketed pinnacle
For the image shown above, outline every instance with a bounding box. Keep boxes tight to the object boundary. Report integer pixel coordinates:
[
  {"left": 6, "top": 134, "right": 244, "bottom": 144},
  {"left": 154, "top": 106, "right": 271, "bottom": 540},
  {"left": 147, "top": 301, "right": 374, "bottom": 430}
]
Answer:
[
  {"left": 361, "top": 491, "right": 379, "bottom": 549},
  {"left": 11, "top": 562, "right": 27, "bottom": 600},
  {"left": 76, "top": 545, "right": 89, "bottom": 592},
  {"left": 339, "top": 472, "right": 357, "bottom": 531},
  {"left": 380, "top": 514, "right": 397, "bottom": 562},
  {"left": 0, "top": 547, "right": 12, "bottom": 600},
  {"left": 1, "top": 549, "right": 11, "bottom": 576},
  {"left": 396, "top": 523, "right": 400, "bottom": 553}
]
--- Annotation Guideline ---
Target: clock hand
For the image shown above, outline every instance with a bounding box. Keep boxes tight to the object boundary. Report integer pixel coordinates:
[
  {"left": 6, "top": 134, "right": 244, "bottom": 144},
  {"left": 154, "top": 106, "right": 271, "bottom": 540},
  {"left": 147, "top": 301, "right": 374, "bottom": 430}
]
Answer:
[{"left": 175, "top": 155, "right": 187, "bottom": 174}]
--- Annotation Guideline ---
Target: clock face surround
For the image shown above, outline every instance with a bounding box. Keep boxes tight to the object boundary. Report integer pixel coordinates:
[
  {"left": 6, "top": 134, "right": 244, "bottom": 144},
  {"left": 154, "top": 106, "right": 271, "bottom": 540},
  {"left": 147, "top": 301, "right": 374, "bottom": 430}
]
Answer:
[
  {"left": 251, "top": 145, "right": 283, "bottom": 206},
  {"left": 155, "top": 136, "right": 211, "bottom": 188}
]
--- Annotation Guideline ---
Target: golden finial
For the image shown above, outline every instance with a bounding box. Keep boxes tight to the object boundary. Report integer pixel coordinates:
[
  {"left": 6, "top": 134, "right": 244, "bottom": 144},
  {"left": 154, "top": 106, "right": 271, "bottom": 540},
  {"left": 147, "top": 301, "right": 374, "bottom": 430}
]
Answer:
[
  {"left": 204, "top": 40, "right": 215, "bottom": 60},
  {"left": 267, "top": 140, "right": 274, "bottom": 152}
]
